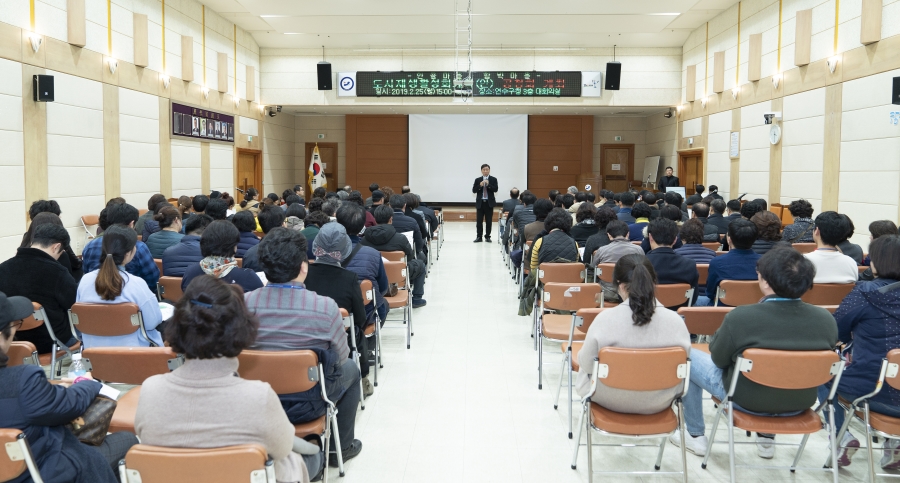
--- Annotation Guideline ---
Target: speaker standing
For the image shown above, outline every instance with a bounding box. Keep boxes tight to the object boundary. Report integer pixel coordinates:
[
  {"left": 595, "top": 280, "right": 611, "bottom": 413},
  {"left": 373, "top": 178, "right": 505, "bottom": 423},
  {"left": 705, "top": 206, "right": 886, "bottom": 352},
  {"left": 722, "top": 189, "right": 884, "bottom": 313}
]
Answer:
[{"left": 472, "top": 164, "right": 498, "bottom": 242}]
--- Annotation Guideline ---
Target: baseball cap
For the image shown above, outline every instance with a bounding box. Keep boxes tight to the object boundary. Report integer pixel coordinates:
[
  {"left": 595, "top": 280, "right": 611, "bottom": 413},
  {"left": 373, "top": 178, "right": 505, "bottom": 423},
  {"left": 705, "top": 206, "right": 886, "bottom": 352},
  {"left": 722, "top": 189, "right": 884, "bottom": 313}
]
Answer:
[
  {"left": 371, "top": 190, "right": 385, "bottom": 202},
  {"left": 0, "top": 292, "right": 34, "bottom": 332}
]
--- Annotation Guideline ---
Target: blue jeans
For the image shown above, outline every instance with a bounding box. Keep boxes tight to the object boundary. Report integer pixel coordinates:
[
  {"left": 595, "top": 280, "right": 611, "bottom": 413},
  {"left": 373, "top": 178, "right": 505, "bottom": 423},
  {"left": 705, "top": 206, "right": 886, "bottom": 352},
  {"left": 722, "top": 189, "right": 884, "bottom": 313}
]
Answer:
[
  {"left": 694, "top": 295, "right": 712, "bottom": 307},
  {"left": 818, "top": 383, "right": 900, "bottom": 435}
]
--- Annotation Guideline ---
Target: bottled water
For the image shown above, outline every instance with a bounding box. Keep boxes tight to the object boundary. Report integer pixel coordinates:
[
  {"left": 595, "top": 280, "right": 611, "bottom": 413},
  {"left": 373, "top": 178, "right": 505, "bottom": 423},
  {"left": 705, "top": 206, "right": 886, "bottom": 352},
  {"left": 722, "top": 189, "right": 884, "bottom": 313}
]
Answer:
[{"left": 67, "top": 353, "right": 87, "bottom": 379}]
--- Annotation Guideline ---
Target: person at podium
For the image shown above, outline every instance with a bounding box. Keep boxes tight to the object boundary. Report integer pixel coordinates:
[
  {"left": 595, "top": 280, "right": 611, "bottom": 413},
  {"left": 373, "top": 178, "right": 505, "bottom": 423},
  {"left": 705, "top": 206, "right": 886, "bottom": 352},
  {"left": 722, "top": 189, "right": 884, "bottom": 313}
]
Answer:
[{"left": 658, "top": 166, "right": 680, "bottom": 193}]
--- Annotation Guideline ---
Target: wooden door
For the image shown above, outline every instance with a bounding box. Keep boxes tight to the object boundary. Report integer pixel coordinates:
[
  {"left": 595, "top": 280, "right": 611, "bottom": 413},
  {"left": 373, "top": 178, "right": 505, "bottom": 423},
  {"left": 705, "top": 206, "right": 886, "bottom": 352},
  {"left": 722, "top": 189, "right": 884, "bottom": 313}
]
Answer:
[
  {"left": 305, "top": 143, "right": 338, "bottom": 191},
  {"left": 236, "top": 150, "right": 262, "bottom": 194},
  {"left": 678, "top": 150, "right": 704, "bottom": 197},
  {"left": 600, "top": 144, "right": 633, "bottom": 193}
]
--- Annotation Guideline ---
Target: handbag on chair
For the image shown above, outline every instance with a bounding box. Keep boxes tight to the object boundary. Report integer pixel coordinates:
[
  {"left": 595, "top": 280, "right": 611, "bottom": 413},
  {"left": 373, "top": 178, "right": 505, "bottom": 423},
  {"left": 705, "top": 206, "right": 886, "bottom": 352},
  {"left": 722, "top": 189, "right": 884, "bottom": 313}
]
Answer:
[{"left": 67, "top": 396, "right": 117, "bottom": 445}]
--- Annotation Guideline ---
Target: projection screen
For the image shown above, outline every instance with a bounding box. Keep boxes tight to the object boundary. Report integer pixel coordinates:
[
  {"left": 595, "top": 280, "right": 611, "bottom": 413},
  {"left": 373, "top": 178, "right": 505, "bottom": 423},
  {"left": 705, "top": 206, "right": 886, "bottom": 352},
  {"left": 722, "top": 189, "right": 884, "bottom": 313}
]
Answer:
[{"left": 408, "top": 114, "right": 528, "bottom": 203}]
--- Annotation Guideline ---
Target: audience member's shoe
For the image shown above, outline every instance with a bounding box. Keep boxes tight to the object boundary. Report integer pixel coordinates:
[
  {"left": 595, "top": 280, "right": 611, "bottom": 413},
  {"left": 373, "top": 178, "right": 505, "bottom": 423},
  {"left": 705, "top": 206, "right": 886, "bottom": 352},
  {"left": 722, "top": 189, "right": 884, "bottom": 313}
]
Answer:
[
  {"left": 367, "top": 350, "right": 376, "bottom": 367},
  {"left": 362, "top": 377, "right": 374, "bottom": 397},
  {"left": 756, "top": 435, "right": 775, "bottom": 459},
  {"left": 309, "top": 452, "right": 325, "bottom": 482},
  {"left": 473, "top": 237, "right": 483, "bottom": 243},
  {"left": 412, "top": 298, "right": 427, "bottom": 308},
  {"left": 669, "top": 429, "right": 708, "bottom": 456},
  {"left": 485, "top": 236, "right": 492, "bottom": 243},
  {"left": 881, "top": 437, "right": 900, "bottom": 469},
  {"left": 330, "top": 440, "right": 362, "bottom": 467}
]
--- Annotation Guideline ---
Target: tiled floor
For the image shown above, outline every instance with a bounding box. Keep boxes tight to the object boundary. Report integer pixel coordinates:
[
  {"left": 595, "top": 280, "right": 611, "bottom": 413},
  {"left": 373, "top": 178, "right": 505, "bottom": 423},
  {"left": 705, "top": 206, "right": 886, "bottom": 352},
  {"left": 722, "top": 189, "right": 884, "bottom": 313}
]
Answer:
[{"left": 340, "top": 222, "right": 882, "bottom": 482}]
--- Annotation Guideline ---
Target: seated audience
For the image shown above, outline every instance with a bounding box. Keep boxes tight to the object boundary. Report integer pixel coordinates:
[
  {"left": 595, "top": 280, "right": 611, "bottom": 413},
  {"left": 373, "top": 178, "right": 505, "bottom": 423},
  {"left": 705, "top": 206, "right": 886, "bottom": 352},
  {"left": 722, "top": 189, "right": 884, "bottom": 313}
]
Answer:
[
  {"left": 500, "top": 188, "right": 521, "bottom": 238},
  {"left": 365, "top": 183, "right": 379, "bottom": 207},
  {"left": 860, "top": 220, "right": 898, "bottom": 280},
  {"left": 529, "top": 208, "right": 579, "bottom": 272},
  {"left": 570, "top": 203, "right": 599, "bottom": 246},
  {"left": 643, "top": 193, "right": 659, "bottom": 219},
  {"left": 699, "top": 219, "right": 761, "bottom": 306},
  {"left": 347, "top": 192, "right": 376, "bottom": 227},
  {"left": 141, "top": 201, "right": 170, "bottom": 242},
  {"left": 627, "top": 202, "right": 652, "bottom": 241},
  {"left": 576, "top": 254, "right": 691, "bottom": 413},
  {"left": 675, "top": 219, "right": 717, "bottom": 264},
  {"left": 707, "top": 185, "right": 723, "bottom": 200},
  {"left": 322, "top": 200, "right": 340, "bottom": 221},
  {"left": 205, "top": 197, "right": 229, "bottom": 221},
  {"left": 238, "top": 188, "right": 261, "bottom": 215},
  {"left": 181, "top": 221, "right": 264, "bottom": 293},
  {"left": 242, "top": 205, "right": 287, "bottom": 272},
  {"left": 641, "top": 205, "right": 684, "bottom": 253},
  {"left": 82, "top": 202, "right": 159, "bottom": 293},
  {"left": 524, "top": 198, "right": 553, "bottom": 244},
  {"left": 389, "top": 195, "right": 425, "bottom": 256},
  {"left": 664, "top": 192, "right": 689, "bottom": 221},
  {"left": 645, "top": 218, "right": 699, "bottom": 305},
  {"left": 740, "top": 201, "right": 763, "bottom": 220},
  {"left": 76, "top": 226, "right": 163, "bottom": 347},
  {"left": 162, "top": 214, "right": 212, "bottom": 277},
  {"left": 671, "top": 247, "right": 837, "bottom": 458},
  {"left": 592, "top": 220, "right": 644, "bottom": 301},
  {"left": 232, "top": 211, "right": 261, "bottom": 258},
  {"left": 507, "top": 191, "right": 537, "bottom": 249},
  {"left": 246, "top": 228, "right": 363, "bottom": 465},
  {"left": 781, "top": 199, "right": 815, "bottom": 243},
  {"left": 336, "top": 204, "right": 389, "bottom": 324},
  {"left": 20, "top": 211, "right": 83, "bottom": 282},
  {"left": 582, "top": 207, "right": 619, "bottom": 265},
  {"left": 817, "top": 235, "right": 900, "bottom": 468},
  {"left": 617, "top": 192, "right": 637, "bottom": 223},
  {"left": 751, "top": 198, "right": 768, "bottom": 211},
  {"left": 135, "top": 193, "right": 166, "bottom": 234},
  {"left": 749, "top": 211, "right": 783, "bottom": 255},
  {"left": 361, "top": 205, "right": 427, "bottom": 308},
  {"left": 302, "top": 211, "right": 330, "bottom": 260},
  {"left": 412, "top": 194, "right": 439, "bottom": 238},
  {"left": 836, "top": 215, "right": 864, "bottom": 264},
  {"left": 182, "top": 194, "right": 209, "bottom": 229},
  {"left": 293, "top": 185, "right": 306, "bottom": 205},
  {"left": 686, "top": 184, "right": 705, "bottom": 206},
  {"left": 0, "top": 292, "right": 138, "bottom": 482},
  {"left": 690, "top": 202, "right": 722, "bottom": 243},
  {"left": 176, "top": 195, "right": 192, "bottom": 221},
  {"left": 136, "top": 275, "right": 318, "bottom": 482},
  {"left": 304, "top": 223, "right": 372, "bottom": 392},
  {"left": 0, "top": 224, "right": 77, "bottom": 354},
  {"left": 145, "top": 206, "right": 184, "bottom": 258},
  {"left": 804, "top": 211, "right": 859, "bottom": 284},
  {"left": 706, "top": 199, "right": 731, "bottom": 236},
  {"left": 222, "top": 192, "right": 236, "bottom": 217},
  {"left": 285, "top": 203, "right": 307, "bottom": 231}
]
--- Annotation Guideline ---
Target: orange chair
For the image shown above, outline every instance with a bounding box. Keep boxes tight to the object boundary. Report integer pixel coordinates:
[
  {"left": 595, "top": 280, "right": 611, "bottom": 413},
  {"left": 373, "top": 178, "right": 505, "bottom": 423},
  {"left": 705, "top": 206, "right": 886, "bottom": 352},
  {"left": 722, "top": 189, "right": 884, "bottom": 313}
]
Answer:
[
  {"left": 153, "top": 258, "right": 163, "bottom": 273},
  {"left": 792, "top": 243, "right": 817, "bottom": 254},
  {"left": 82, "top": 347, "right": 182, "bottom": 434},
  {"left": 237, "top": 349, "right": 343, "bottom": 477},
  {"left": 701, "top": 242, "right": 720, "bottom": 251},
  {"left": 382, "top": 261, "right": 412, "bottom": 349},
  {"left": 819, "top": 305, "right": 839, "bottom": 314},
  {"left": 68, "top": 302, "right": 159, "bottom": 347},
  {"left": 555, "top": 307, "right": 608, "bottom": 438},
  {"left": 379, "top": 250, "right": 406, "bottom": 263},
  {"left": 18, "top": 302, "right": 81, "bottom": 379},
  {"left": 359, "top": 280, "right": 381, "bottom": 387},
  {"left": 701, "top": 349, "right": 844, "bottom": 482},
  {"left": 800, "top": 283, "right": 854, "bottom": 305},
  {"left": 5, "top": 341, "right": 39, "bottom": 366},
  {"left": 156, "top": 276, "right": 184, "bottom": 302},
  {"left": 119, "top": 444, "right": 276, "bottom": 483},
  {"left": 81, "top": 214, "right": 100, "bottom": 243},
  {"left": 714, "top": 280, "right": 764, "bottom": 306},
  {"left": 572, "top": 347, "right": 691, "bottom": 483},
  {"left": 697, "top": 264, "right": 709, "bottom": 286},
  {"left": 781, "top": 208, "right": 795, "bottom": 227},
  {"left": 593, "top": 262, "right": 618, "bottom": 308},
  {"left": 655, "top": 283, "right": 694, "bottom": 309},
  {"left": 677, "top": 307, "right": 734, "bottom": 354},
  {"left": 0, "top": 429, "right": 43, "bottom": 483},
  {"left": 534, "top": 262, "right": 587, "bottom": 347},
  {"left": 715, "top": 251, "right": 728, "bottom": 257},
  {"left": 338, "top": 308, "right": 366, "bottom": 410}
]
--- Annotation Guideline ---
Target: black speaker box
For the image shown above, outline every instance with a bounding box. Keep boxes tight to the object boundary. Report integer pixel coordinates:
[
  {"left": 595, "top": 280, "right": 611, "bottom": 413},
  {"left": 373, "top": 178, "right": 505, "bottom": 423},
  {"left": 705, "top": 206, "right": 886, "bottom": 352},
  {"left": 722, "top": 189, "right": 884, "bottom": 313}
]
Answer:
[
  {"left": 33, "top": 74, "right": 54, "bottom": 102},
  {"left": 605, "top": 62, "right": 621, "bottom": 91},
  {"left": 893, "top": 76, "right": 900, "bottom": 105},
  {"left": 317, "top": 62, "right": 333, "bottom": 90}
]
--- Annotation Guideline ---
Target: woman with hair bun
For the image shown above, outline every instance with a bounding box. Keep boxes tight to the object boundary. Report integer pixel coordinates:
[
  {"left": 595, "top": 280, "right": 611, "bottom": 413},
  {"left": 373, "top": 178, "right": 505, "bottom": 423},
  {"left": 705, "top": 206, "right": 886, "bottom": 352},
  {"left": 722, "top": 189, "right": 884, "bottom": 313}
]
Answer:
[
  {"left": 146, "top": 205, "right": 184, "bottom": 258},
  {"left": 575, "top": 253, "right": 691, "bottom": 414},
  {"left": 237, "top": 188, "right": 261, "bottom": 215},
  {"left": 135, "top": 275, "right": 319, "bottom": 482},
  {"left": 76, "top": 225, "right": 163, "bottom": 348}
]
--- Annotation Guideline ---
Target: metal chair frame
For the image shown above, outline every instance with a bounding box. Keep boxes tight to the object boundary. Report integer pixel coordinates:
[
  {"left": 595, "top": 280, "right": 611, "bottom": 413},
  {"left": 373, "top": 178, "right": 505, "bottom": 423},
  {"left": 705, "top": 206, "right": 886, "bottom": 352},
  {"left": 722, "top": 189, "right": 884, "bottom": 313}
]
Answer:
[
  {"left": 22, "top": 304, "right": 80, "bottom": 379},
  {"left": 68, "top": 303, "right": 158, "bottom": 348},
  {"left": 339, "top": 309, "right": 367, "bottom": 410},
  {"left": 1, "top": 430, "right": 44, "bottom": 483}
]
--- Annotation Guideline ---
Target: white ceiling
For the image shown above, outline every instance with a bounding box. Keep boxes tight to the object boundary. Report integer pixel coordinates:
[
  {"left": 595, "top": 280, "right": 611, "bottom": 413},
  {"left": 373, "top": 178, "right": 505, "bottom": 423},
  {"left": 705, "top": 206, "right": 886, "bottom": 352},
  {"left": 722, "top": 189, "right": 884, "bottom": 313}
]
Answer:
[
  {"left": 205, "top": 0, "right": 739, "bottom": 49},
  {"left": 288, "top": 105, "right": 669, "bottom": 116}
]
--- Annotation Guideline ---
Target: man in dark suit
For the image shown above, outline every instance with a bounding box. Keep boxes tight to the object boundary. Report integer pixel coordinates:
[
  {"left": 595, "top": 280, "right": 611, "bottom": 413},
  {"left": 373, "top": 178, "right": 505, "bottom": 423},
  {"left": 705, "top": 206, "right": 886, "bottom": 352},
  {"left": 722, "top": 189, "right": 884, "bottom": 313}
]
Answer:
[
  {"left": 658, "top": 166, "right": 680, "bottom": 193},
  {"left": 472, "top": 163, "right": 499, "bottom": 242}
]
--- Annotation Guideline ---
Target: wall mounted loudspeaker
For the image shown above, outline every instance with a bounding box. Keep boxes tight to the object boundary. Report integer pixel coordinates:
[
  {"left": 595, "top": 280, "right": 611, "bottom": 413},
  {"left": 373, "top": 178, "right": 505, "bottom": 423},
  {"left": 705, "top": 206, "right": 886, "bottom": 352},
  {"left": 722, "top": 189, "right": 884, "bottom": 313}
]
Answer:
[
  {"left": 33, "top": 75, "right": 54, "bottom": 102},
  {"left": 317, "top": 62, "right": 332, "bottom": 90},
  {"left": 893, "top": 76, "right": 900, "bottom": 105},
  {"left": 604, "top": 62, "right": 621, "bottom": 91}
]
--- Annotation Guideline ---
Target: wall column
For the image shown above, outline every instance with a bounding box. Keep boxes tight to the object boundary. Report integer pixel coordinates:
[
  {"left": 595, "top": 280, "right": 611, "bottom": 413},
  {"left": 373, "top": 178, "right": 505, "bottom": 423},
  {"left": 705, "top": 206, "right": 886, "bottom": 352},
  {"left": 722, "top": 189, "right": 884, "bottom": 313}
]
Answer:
[
  {"left": 159, "top": 98, "right": 172, "bottom": 197},
  {"left": 102, "top": 83, "right": 120, "bottom": 200},
  {"left": 768, "top": 97, "right": 783, "bottom": 203},
  {"left": 200, "top": 142, "right": 210, "bottom": 194},
  {"left": 22, "top": 64, "right": 48, "bottom": 207},
  {"left": 730, "top": 108, "right": 740, "bottom": 197},
  {"left": 822, "top": 83, "right": 842, "bottom": 212}
]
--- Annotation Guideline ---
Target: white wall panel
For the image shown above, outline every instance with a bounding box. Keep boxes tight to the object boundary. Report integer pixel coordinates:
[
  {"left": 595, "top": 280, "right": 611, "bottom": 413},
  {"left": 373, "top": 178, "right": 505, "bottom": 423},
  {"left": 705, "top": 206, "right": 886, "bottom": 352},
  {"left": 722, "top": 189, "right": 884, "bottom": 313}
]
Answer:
[
  {"left": 209, "top": 144, "right": 233, "bottom": 194},
  {"left": 170, "top": 139, "right": 201, "bottom": 197}
]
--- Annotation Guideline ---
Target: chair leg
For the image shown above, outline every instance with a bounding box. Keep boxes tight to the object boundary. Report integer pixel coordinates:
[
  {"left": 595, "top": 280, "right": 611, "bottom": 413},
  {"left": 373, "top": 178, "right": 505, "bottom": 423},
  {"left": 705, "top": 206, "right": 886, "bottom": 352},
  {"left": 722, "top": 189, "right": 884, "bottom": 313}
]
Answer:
[
  {"left": 586, "top": 406, "right": 594, "bottom": 483},
  {"left": 567, "top": 353, "right": 573, "bottom": 439},
  {"left": 330, "top": 408, "right": 345, "bottom": 477},
  {"left": 829, "top": 404, "right": 839, "bottom": 483},
  {"left": 727, "top": 402, "right": 736, "bottom": 483},
  {"left": 357, "top": 350, "right": 365, "bottom": 410},
  {"left": 49, "top": 344, "right": 59, "bottom": 380},
  {"left": 572, "top": 401, "right": 586, "bottom": 469},
  {"left": 792, "top": 434, "right": 811, "bottom": 471},
  {"left": 538, "top": 334, "right": 543, "bottom": 390},
  {"left": 655, "top": 436, "right": 667, "bottom": 470},
  {"left": 406, "top": 303, "right": 411, "bottom": 349},
  {"left": 553, "top": 353, "right": 567, "bottom": 410},
  {"left": 827, "top": 403, "right": 854, "bottom": 468},
  {"left": 701, "top": 405, "right": 724, "bottom": 469},
  {"left": 323, "top": 424, "right": 331, "bottom": 483},
  {"left": 678, "top": 399, "right": 688, "bottom": 483},
  {"left": 864, "top": 405, "right": 876, "bottom": 483}
]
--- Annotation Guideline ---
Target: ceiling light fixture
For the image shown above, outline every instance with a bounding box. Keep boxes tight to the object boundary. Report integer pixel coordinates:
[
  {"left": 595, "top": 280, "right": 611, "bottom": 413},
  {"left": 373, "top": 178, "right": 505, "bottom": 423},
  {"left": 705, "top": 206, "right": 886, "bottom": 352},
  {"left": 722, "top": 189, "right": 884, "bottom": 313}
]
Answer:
[{"left": 827, "top": 56, "right": 839, "bottom": 73}]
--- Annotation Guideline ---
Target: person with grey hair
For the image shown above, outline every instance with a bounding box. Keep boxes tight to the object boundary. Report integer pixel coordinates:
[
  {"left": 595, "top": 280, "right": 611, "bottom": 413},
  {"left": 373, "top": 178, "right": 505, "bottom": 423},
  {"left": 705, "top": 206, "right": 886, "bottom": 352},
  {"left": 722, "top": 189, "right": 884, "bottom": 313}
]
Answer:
[
  {"left": 336, "top": 190, "right": 349, "bottom": 201},
  {"left": 303, "top": 223, "right": 373, "bottom": 395},
  {"left": 322, "top": 199, "right": 340, "bottom": 220},
  {"left": 567, "top": 186, "right": 578, "bottom": 195}
]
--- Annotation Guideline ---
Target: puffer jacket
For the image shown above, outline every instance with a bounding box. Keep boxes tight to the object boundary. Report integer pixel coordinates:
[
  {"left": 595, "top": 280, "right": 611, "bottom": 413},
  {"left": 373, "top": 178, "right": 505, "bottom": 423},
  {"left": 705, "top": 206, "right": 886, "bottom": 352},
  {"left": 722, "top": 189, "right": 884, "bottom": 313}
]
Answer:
[
  {"left": 142, "top": 219, "right": 160, "bottom": 243},
  {"left": 161, "top": 235, "right": 202, "bottom": 277},
  {"left": 236, "top": 231, "right": 260, "bottom": 258},
  {"left": 359, "top": 224, "right": 415, "bottom": 262},
  {"left": 834, "top": 279, "right": 900, "bottom": 408},
  {"left": 145, "top": 230, "right": 184, "bottom": 259}
]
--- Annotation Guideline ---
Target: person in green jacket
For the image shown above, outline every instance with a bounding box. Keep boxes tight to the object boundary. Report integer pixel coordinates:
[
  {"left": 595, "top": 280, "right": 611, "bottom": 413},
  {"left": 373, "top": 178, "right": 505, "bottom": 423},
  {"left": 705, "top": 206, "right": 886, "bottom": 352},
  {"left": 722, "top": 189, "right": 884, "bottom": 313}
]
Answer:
[{"left": 669, "top": 245, "right": 838, "bottom": 459}]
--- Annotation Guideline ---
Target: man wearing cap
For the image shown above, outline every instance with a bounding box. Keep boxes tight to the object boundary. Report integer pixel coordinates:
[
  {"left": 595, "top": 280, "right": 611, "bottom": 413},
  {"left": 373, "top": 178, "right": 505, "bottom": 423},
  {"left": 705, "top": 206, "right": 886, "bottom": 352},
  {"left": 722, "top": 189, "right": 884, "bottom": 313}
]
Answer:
[
  {"left": 0, "top": 291, "right": 139, "bottom": 481},
  {"left": 0, "top": 224, "right": 78, "bottom": 354},
  {"left": 368, "top": 190, "right": 385, "bottom": 214}
]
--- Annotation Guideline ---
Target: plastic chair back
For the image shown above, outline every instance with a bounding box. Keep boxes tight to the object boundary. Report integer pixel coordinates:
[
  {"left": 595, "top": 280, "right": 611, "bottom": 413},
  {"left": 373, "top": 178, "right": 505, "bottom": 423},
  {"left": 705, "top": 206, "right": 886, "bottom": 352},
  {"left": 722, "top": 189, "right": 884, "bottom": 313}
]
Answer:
[
  {"left": 237, "top": 350, "right": 319, "bottom": 395},
  {"left": 739, "top": 349, "right": 840, "bottom": 389},
  {"left": 597, "top": 347, "right": 688, "bottom": 391},
  {"left": 697, "top": 264, "right": 709, "bottom": 286},
  {"left": 792, "top": 243, "right": 817, "bottom": 254},
  {"left": 885, "top": 349, "right": 900, "bottom": 391},
  {"left": 6, "top": 342, "right": 39, "bottom": 366},
  {"left": 121, "top": 444, "right": 273, "bottom": 483},
  {"left": 83, "top": 347, "right": 181, "bottom": 385},
  {"left": 800, "top": 283, "right": 854, "bottom": 305},
  {"left": 575, "top": 307, "right": 607, "bottom": 332},
  {"left": 655, "top": 283, "right": 693, "bottom": 308},
  {"left": 716, "top": 280, "right": 764, "bottom": 306},
  {"left": 538, "top": 262, "right": 585, "bottom": 284},
  {"left": 380, "top": 251, "right": 406, "bottom": 263},
  {"left": 542, "top": 283, "right": 601, "bottom": 312},
  {"left": 0, "top": 430, "right": 33, "bottom": 482},
  {"left": 360, "top": 279, "right": 374, "bottom": 304},
  {"left": 677, "top": 307, "right": 733, "bottom": 335},
  {"left": 69, "top": 303, "right": 142, "bottom": 337},
  {"left": 153, "top": 259, "right": 163, "bottom": 273},
  {"left": 595, "top": 263, "right": 615, "bottom": 283},
  {"left": 701, "top": 242, "right": 720, "bottom": 251},
  {"left": 157, "top": 276, "right": 184, "bottom": 302},
  {"left": 383, "top": 261, "right": 408, "bottom": 289}
]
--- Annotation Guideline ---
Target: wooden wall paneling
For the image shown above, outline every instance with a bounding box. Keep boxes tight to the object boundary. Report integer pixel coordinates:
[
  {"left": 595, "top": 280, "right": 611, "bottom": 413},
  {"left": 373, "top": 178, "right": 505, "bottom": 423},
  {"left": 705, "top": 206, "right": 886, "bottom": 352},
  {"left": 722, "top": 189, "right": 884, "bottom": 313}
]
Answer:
[
  {"left": 345, "top": 115, "right": 357, "bottom": 189},
  {"left": 526, "top": 115, "right": 592, "bottom": 196},
  {"left": 581, "top": 116, "right": 593, "bottom": 174},
  {"left": 246, "top": 65, "right": 255, "bottom": 101},
  {"left": 794, "top": 9, "right": 812, "bottom": 66},
  {"left": 345, "top": 115, "right": 408, "bottom": 193},
  {"left": 217, "top": 52, "right": 227, "bottom": 92},
  {"left": 686, "top": 65, "right": 696, "bottom": 102},
  {"left": 713, "top": 51, "right": 725, "bottom": 93},
  {"left": 748, "top": 34, "right": 762, "bottom": 81},
  {"left": 860, "top": 0, "right": 882, "bottom": 45},
  {"left": 181, "top": 36, "right": 193, "bottom": 82},
  {"left": 67, "top": 0, "right": 86, "bottom": 47},
  {"left": 133, "top": 13, "right": 148, "bottom": 67}
]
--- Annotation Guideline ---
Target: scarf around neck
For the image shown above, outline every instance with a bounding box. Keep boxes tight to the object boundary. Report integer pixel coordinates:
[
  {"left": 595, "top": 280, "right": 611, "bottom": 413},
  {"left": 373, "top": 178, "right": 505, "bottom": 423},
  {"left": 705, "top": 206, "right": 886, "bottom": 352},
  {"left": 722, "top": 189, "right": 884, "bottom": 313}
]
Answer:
[{"left": 200, "top": 256, "right": 238, "bottom": 278}]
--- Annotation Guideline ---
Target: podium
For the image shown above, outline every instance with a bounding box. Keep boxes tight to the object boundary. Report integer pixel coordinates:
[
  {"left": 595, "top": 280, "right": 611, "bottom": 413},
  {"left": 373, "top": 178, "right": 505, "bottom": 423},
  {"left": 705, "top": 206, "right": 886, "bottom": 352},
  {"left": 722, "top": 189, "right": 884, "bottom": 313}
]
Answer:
[{"left": 577, "top": 174, "right": 602, "bottom": 195}]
